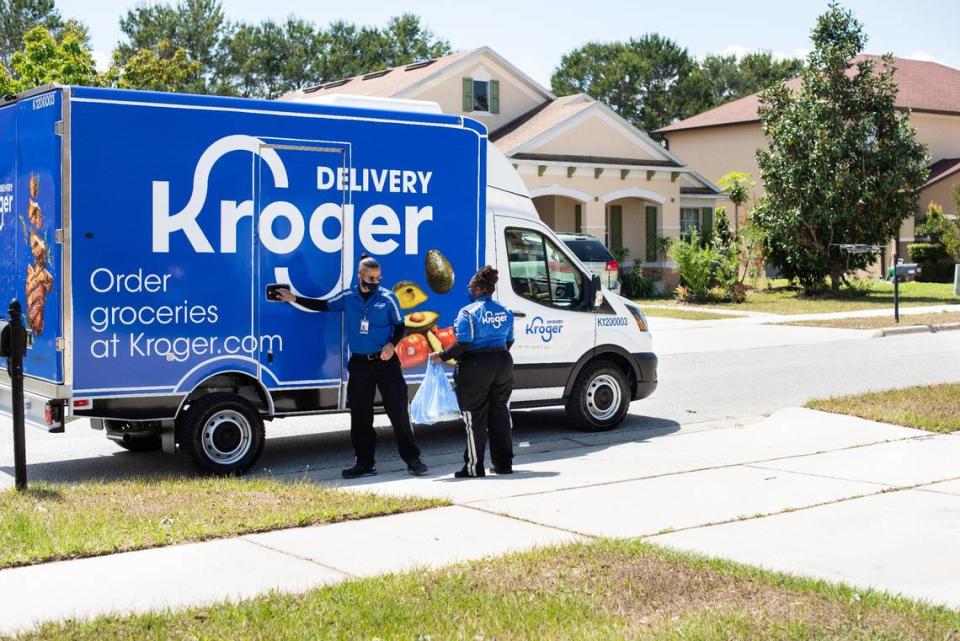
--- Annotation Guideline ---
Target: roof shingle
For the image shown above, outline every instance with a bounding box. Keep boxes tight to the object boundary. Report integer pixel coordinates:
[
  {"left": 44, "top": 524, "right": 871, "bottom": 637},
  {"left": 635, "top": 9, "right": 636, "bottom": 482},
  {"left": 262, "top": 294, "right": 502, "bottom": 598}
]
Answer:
[{"left": 658, "top": 55, "right": 960, "bottom": 134}]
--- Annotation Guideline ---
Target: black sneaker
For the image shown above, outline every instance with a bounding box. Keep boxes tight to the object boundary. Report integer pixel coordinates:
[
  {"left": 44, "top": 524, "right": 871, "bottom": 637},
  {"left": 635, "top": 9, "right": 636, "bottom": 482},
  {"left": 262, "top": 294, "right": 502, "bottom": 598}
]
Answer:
[
  {"left": 407, "top": 459, "right": 429, "bottom": 476},
  {"left": 454, "top": 467, "right": 485, "bottom": 478},
  {"left": 341, "top": 464, "right": 376, "bottom": 479},
  {"left": 490, "top": 465, "right": 513, "bottom": 475}
]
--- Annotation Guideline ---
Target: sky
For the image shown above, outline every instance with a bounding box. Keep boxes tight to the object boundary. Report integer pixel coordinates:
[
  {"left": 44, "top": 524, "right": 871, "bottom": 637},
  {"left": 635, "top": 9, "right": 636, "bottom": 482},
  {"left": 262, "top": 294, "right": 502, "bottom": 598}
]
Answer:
[{"left": 58, "top": 0, "right": 960, "bottom": 86}]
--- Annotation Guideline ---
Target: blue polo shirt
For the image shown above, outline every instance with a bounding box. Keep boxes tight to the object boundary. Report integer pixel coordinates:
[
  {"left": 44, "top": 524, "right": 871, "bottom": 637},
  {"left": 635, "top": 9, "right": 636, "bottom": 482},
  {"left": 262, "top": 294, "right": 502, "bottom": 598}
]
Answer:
[
  {"left": 328, "top": 285, "right": 404, "bottom": 355},
  {"left": 453, "top": 296, "right": 514, "bottom": 351}
]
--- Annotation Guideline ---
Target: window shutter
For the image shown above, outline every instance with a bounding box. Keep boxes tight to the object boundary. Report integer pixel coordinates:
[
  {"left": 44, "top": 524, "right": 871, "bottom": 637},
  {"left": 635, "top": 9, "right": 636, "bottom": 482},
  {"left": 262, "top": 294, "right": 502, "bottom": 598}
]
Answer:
[
  {"left": 574, "top": 204, "right": 582, "bottom": 233},
  {"left": 645, "top": 206, "right": 658, "bottom": 261},
  {"left": 489, "top": 80, "right": 500, "bottom": 114},
  {"left": 462, "top": 77, "right": 474, "bottom": 112},
  {"left": 610, "top": 205, "right": 623, "bottom": 251},
  {"left": 701, "top": 208, "right": 714, "bottom": 245}
]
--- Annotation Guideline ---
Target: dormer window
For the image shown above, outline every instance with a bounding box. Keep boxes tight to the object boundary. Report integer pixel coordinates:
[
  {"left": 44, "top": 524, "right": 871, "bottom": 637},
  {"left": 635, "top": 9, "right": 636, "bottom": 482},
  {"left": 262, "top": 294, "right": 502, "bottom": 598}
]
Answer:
[
  {"left": 462, "top": 76, "right": 500, "bottom": 114},
  {"left": 473, "top": 80, "right": 489, "bottom": 111}
]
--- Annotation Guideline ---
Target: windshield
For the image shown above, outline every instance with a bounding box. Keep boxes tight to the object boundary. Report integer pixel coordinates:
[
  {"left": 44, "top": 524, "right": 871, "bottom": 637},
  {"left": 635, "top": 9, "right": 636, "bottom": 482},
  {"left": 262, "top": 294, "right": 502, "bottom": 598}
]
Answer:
[{"left": 561, "top": 238, "right": 615, "bottom": 263}]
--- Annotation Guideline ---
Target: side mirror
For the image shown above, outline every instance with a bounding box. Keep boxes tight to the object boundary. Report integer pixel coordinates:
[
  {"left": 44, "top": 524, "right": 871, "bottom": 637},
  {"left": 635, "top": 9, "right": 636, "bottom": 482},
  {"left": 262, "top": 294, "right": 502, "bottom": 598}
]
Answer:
[{"left": 591, "top": 274, "right": 603, "bottom": 309}]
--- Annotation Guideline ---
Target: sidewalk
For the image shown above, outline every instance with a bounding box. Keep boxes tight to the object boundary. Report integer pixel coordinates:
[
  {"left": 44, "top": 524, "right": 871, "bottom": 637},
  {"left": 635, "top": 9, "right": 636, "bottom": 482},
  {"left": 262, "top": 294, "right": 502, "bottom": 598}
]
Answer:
[
  {"left": 3, "top": 408, "right": 959, "bottom": 635},
  {"left": 647, "top": 303, "right": 960, "bottom": 355}
]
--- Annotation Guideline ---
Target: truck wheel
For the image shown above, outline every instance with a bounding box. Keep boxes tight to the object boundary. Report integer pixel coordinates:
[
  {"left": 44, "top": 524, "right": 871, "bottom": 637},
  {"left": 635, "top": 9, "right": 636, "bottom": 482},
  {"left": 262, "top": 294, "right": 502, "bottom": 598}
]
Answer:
[
  {"left": 566, "top": 359, "right": 630, "bottom": 432},
  {"left": 177, "top": 394, "right": 264, "bottom": 476},
  {"left": 105, "top": 420, "right": 162, "bottom": 452}
]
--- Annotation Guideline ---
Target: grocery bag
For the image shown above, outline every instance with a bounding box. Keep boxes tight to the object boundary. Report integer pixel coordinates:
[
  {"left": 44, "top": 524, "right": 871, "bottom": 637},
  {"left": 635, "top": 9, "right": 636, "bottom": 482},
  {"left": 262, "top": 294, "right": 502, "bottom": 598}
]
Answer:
[{"left": 410, "top": 360, "right": 461, "bottom": 425}]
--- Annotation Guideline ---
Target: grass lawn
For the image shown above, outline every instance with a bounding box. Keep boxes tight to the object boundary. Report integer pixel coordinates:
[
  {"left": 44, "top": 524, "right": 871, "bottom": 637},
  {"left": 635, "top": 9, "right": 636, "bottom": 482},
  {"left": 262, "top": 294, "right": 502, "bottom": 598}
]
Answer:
[
  {"left": 15, "top": 540, "right": 960, "bottom": 641},
  {"left": 784, "top": 311, "right": 960, "bottom": 330},
  {"left": 0, "top": 478, "right": 445, "bottom": 569},
  {"left": 643, "top": 306, "right": 740, "bottom": 321},
  {"left": 638, "top": 280, "right": 958, "bottom": 315},
  {"left": 808, "top": 383, "right": 960, "bottom": 433}
]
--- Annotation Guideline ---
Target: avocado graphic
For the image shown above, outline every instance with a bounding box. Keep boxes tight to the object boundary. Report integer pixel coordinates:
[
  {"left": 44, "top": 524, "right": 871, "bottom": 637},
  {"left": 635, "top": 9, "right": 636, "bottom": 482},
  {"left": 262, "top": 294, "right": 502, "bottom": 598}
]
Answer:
[
  {"left": 404, "top": 310, "right": 439, "bottom": 334},
  {"left": 425, "top": 249, "right": 454, "bottom": 294},
  {"left": 392, "top": 280, "right": 428, "bottom": 309}
]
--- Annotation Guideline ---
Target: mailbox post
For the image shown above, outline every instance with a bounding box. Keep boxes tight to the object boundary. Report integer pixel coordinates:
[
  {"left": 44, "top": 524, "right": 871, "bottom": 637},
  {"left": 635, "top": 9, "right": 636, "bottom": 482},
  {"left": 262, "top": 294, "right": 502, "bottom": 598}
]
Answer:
[
  {"left": 893, "top": 252, "right": 900, "bottom": 323},
  {"left": 2, "top": 300, "right": 27, "bottom": 490}
]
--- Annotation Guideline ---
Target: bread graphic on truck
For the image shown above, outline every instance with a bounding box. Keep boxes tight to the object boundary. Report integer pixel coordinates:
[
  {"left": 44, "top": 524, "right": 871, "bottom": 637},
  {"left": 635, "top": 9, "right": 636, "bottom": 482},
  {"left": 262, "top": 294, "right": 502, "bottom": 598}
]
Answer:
[{"left": 24, "top": 172, "right": 53, "bottom": 336}]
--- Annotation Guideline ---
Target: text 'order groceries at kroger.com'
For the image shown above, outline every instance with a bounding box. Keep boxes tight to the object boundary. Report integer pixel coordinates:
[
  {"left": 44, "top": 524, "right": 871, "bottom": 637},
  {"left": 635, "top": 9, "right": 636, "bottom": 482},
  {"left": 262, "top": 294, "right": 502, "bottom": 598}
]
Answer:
[{"left": 86, "top": 267, "right": 281, "bottom": 363}]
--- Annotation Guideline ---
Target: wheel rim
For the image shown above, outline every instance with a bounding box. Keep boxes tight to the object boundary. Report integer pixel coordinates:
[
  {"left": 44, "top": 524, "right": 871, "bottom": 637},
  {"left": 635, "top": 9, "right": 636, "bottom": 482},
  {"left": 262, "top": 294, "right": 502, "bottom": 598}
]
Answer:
[
  {"left": 585, "top": 374, "right": 622, "bottom": 422},
  {"left": 201, "top": 410, "right": 252, "bottom": 466}
]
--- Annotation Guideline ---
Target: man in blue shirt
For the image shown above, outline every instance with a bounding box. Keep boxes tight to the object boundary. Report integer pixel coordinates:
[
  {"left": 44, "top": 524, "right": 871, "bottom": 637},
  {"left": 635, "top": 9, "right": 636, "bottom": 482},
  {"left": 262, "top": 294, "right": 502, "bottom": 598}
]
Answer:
[
  {"left": 277, "top": 256, "right": 428, "bottom": 478},
  {"left": 431, "top": 266, "right": 514, "bottom": 478}
]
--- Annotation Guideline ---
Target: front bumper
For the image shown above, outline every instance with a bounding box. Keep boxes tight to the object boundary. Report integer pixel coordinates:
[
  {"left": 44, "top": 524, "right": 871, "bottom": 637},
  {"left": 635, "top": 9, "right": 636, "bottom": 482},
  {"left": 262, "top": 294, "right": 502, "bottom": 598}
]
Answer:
[{"left": 631, "top": 352, "right": 658, "bottom": 400}]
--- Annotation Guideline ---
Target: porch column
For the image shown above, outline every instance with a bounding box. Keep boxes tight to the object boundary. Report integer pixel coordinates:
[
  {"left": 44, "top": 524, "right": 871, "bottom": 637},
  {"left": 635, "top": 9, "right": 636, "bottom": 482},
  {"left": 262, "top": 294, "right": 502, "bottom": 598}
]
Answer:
[{"left": 582, "top": 197, "right": 606, "bottom": 239}]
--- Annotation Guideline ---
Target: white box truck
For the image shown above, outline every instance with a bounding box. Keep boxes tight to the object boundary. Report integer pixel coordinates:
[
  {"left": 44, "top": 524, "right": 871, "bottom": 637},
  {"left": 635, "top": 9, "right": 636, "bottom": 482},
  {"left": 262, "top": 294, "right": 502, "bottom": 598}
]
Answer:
[{"left": 0, "top": 85, "right": 657, "bottom": 474}]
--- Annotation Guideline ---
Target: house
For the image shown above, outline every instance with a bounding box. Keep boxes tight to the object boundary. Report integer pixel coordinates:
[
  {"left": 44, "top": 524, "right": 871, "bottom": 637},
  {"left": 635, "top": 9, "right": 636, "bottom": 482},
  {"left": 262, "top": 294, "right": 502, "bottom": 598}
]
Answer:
[
  {"left": 657, "top": 55, "right": 960, "bottom": 264},
  {"left": 281, "top": 47, "right": 723, "bottom": 285}
]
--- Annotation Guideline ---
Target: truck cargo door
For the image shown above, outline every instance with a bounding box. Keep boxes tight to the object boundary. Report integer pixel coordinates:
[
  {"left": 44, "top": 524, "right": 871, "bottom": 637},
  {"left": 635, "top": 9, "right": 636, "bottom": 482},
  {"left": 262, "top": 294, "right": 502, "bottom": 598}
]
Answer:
[
  {"left": 0, "top": 89, "right": 65, "bottom": 385},
  {"left": 254, "top": 141, "right": 350, "bottom": 411}
]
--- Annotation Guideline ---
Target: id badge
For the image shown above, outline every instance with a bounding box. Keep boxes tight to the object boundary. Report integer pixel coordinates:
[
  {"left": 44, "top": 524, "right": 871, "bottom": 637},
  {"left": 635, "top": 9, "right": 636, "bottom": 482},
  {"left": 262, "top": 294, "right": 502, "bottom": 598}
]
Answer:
[{"left": 359, "top": 318, "right": 370, "bottom": 335}]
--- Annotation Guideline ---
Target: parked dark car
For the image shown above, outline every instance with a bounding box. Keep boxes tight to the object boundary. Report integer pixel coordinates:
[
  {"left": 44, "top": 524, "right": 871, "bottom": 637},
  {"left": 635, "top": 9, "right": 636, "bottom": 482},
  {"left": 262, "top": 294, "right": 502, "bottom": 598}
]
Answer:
[{"left": 556, "top": 232, "right": 621, "bottom": 294}]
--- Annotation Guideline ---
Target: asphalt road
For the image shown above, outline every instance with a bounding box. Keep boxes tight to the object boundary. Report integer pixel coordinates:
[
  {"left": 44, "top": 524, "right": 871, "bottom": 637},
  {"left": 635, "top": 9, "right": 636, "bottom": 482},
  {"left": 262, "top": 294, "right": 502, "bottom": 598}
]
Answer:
[{"left": 2, "top": 331, "right": 958, "bottom": 487}]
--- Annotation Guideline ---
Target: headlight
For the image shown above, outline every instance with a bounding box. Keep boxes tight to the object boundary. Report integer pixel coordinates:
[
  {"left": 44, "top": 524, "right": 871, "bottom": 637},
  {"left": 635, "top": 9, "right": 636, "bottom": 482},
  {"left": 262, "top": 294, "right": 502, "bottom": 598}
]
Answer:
[{"left": 625, "top": 304, "right": 648, "bottom": 332}]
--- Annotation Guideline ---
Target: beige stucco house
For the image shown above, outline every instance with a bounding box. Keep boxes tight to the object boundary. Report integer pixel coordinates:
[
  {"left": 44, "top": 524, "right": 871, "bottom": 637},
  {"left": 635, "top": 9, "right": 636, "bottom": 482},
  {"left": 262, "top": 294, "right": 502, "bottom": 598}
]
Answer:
[
  {"left": 658, "top": 55, "right": 960, "bottom": 265},
  {"left": 282, "top": 47, "right": 722, "bottom": 284}
]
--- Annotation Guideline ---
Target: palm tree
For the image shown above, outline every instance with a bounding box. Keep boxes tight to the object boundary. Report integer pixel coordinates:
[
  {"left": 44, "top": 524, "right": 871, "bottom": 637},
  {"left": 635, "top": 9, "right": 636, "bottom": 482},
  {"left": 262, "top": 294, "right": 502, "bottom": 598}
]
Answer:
[{"left": 717, "top": 172, "right": 755, "bottom": 236}]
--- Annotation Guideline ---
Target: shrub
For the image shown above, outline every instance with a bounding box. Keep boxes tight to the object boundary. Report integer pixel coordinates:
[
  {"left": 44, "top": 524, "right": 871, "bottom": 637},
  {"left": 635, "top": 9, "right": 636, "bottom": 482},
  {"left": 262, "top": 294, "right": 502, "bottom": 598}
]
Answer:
[
  {"left": 707, "top": 286, "right": 729, "bottom": 303},
  {"left": 668, "top": 231, "right": 716, "bottom": 302},
  {"left": 908, "top": 243, "right": 947, "bottom": 264},
  {"left": 918, "top": 263, "right": 956, "bottom": 283},
  {"left": 620, "top": 263, "right": 654, "bottom": 299}
]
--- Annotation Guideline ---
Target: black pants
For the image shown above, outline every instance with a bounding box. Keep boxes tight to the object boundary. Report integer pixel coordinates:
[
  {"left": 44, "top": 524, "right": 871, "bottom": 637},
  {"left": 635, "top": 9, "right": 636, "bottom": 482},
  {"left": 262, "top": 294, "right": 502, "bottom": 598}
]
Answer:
[
  {"left": 454, "top": 350, "right": 514, "bottom": 476},
  {"left": 347, "top": 354, "right": 421, "bottom": 468}
]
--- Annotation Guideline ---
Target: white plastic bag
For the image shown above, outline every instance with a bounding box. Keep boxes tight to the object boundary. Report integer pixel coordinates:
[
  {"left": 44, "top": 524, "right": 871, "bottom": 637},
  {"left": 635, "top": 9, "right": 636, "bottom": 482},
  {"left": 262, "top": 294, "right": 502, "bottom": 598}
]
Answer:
[{"left": 410, "top": 360, "right": 461, "bottom": 425}]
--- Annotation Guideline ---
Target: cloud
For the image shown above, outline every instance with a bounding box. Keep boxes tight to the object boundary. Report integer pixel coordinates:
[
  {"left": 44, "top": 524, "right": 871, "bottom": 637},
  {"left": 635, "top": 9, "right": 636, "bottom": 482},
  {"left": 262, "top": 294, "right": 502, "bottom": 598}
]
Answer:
[{"left": 92, "top": 50, "right": 111, "bottom": 73}]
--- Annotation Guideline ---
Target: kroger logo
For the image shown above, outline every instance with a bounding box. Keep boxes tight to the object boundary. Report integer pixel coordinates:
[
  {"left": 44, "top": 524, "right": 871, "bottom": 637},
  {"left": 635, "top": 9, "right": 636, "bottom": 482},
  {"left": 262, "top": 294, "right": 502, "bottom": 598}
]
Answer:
[
  {"left": 526, "top": 316, "right": 563, "bottom": 343},
  {"left": 481, "top": 310, "right": 508, "bottom": 329},
  {"left": 151, "top": 134, "right": 436, "bottom": 301}
]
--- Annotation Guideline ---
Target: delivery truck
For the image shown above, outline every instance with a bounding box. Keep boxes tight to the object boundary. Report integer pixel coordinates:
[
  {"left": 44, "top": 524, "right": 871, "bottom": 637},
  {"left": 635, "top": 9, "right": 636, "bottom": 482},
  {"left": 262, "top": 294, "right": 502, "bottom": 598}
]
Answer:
[{"left": 0, "top": 84, "right": 657, "bottom": 475}]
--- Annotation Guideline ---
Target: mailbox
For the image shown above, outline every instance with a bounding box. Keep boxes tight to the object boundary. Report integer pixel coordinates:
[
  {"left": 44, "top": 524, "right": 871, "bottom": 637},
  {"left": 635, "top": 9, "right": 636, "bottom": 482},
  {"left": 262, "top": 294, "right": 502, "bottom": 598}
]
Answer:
[{"left": 894, "top": 262, "right": 920, "bottom": 281}]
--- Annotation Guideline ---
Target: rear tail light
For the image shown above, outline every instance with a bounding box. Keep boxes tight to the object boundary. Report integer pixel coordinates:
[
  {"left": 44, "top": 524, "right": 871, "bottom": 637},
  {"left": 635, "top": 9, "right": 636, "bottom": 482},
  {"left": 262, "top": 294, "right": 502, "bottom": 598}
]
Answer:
[
  {"left": 73, "top": 399, "right": 90, "bottom": 407},
  {"left": 44, "top": 403, "right": 53, "bottom": 425},
  {"left": 605, "top": 260, "right": 619, "bottom": 272}
]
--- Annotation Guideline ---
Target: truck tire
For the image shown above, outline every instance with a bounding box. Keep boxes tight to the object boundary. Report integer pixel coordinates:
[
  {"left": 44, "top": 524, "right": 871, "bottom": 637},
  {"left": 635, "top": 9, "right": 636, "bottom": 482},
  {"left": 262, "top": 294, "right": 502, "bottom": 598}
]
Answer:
[
  {"left": 177, "top": 394, "right": 265, "bottom": 476},
  {"left": 104, "top": 420, "right": 162, "bottom": 452},
  {"left": 565, "top": 359, "right": 630, "bottom": 432}
]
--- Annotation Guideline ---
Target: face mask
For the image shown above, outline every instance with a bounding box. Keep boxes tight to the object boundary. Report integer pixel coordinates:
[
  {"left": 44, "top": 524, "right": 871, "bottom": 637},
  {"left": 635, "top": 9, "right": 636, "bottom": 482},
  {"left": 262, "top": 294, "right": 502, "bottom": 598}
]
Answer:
[{"left": 358, "top": 275, "right": 381, "bottom": 291}]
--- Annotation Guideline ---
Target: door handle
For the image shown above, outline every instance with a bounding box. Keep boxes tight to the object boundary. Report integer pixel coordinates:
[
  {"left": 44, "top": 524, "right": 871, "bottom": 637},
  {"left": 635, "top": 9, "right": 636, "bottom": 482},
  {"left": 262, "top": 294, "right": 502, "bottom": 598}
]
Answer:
[{"left": 512, "top": 311, "right": 527, "bottom": 318}]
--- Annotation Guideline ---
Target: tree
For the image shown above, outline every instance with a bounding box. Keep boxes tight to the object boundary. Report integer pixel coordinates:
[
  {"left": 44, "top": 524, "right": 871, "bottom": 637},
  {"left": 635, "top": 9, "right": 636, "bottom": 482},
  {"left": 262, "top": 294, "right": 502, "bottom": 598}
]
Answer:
[
  {"left": 717, "top": 172, "right": 755, "bottom": 235},
  {"left": 0, "top": 0, "right": 63, "bottom": 66},
  {"left": 103, "top": 40, "right": 201, "bottom": 93},
  {"left": 115, "top": 3, "right": 450, "bottom": 97},
  {"left": 552, "top": 35, "right": 696, "bottom": 134},
  {"left": 714, "top": 207, "right": 733, "bottom": 246},
  {"left": 753, "top": 3, "right": 929, "bottom": 294},
  {"left": 216, "top": 18, "right": 323, "bottom": 98},
  {"left": 5, "top": 24, "right": 98, "bottom": 92},
  {"left": 915, "top": 191, "right": 960, "bottom": 261},
  {"left": 683, "top": 52, "right": 803, "bottom": 116},
  {"left": 552, "top": 42, "right": 802, "bottom": 134},
  {"left": 116, "top": 0, "right": 228, "bottom": 93}
]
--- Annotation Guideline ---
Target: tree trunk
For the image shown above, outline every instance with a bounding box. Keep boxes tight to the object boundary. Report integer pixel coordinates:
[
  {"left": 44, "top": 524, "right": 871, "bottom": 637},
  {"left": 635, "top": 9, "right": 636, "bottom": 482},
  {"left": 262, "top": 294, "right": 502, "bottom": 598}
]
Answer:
[{"left": 829, "top": 259, "right": 842, "bottom": 294}]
